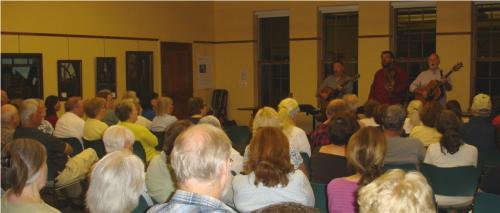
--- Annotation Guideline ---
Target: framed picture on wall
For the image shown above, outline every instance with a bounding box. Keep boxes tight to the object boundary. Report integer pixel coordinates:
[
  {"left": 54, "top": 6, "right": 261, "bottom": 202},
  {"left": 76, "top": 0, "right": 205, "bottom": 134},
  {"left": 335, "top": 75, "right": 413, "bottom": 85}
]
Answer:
[
  {"left": 96, "top": 57, "right": 117, "bottom": 97},
  {"left": 126, "top": 51, "right": 153, "bottom": 101},
  {"left": 57, "top": 60, "right": 82, "bottom": 100}
]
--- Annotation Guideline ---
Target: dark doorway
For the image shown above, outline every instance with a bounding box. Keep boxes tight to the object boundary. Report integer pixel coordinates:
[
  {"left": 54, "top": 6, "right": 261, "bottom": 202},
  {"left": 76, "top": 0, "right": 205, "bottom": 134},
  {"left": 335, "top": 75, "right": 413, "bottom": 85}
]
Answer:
[
  {"left": 161, "top": 42, "right": 193, "bottom": 119},
  {"left": 126, "top": 51, "right": 153, "bottom": 102}
]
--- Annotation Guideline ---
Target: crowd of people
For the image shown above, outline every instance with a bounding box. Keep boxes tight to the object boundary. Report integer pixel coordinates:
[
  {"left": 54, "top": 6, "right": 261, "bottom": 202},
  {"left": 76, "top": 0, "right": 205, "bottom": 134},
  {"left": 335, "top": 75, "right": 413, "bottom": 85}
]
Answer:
[{"left": 1, "top": 73, "right": 500, "bottom": 213}]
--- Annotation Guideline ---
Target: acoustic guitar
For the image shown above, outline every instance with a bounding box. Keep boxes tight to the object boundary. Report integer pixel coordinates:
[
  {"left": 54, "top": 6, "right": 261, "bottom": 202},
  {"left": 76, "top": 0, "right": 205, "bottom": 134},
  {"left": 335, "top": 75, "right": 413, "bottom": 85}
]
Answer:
[
  {"left": 414, "top": 62, "right": 463, "bottom": 102},
  {"left": 317, "top": 74, "right": 360, "bottom": 121}
]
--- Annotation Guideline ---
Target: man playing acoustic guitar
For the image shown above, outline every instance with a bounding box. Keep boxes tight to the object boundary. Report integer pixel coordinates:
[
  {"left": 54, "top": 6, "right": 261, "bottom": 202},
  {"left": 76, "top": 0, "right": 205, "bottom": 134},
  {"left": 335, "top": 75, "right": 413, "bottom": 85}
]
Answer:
[
  {"left": 410, "top": 53, "right": 453, "bottom": 105},
  {"left": 318, "top": 60, "right": 354, "bottom": 99}
]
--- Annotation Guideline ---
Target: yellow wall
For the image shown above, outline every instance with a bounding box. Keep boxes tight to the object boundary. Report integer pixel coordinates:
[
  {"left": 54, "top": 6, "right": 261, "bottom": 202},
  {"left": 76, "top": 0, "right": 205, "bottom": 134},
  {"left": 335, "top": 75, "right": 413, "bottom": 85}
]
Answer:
[{"left": 2, "top": 1, "right": 476, "bottom": 126}]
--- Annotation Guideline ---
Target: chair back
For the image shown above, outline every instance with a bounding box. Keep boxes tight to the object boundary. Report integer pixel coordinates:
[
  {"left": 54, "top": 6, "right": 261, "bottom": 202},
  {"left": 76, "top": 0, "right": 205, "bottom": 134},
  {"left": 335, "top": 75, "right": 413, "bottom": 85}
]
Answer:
[
  {"left": 311, "top": 182, "right": 328, "bottom": 213},
  {"left": 133, "top": 142, "right": 147, "bottom": 164},
  {"left": 83, "top": 139, "right": 106, "bottom": 159},
  {"left": 474, "top": 192, "right": 500, "bottom": 213},
  {"left": 420, "top": 163, "right": 480, "bottom": 197},
  {"left": 478, "top": 149, "right": 500, "bottom": 173},
  {"left": 151, "top": 131, "right": 165, "bottom": 151},
  {"left": 60, "top": 137, "right": 83, "bottom": 157},
  {"left": 224, "top": 125, "right": 251, "bottom": 155},
  {"left": 212, "top": 89, "right": 228, "bottom": 121},
  {"left": 300, "top": 152, "right": 311, "bottom": 174},
  {"left": 383, "top": 163, "right": 417, "bottom": 172},
  {"left": 131, "top": 192, "right": 155, "bottom": 213}
]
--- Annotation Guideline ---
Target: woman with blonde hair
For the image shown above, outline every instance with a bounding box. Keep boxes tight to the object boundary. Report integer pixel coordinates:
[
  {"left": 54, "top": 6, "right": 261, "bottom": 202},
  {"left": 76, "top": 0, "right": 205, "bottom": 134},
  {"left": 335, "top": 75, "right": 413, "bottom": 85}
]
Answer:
[
  {"left": 248, "top": 107, "right": 305, "bottom": 173},
  {"left": 233, "top": 127, "right": 314, "bottom": 212},
  {"left": 150, "top": 97, "right": 177, "bottom": 132},
  {"left": 277, "top": 98, "right": 311, "bottom": 156},
  {"left": 327, "top": 127, "right": 387, "bottom": 213},
  {"left": 358, "top": 169, "right": 436, "bottom": 213},
  {"left": 403, "top": 99, "right": 423, "bottom": 134},
  {"left": 1, "top": 138, "right": 60, "bottom": 213}
]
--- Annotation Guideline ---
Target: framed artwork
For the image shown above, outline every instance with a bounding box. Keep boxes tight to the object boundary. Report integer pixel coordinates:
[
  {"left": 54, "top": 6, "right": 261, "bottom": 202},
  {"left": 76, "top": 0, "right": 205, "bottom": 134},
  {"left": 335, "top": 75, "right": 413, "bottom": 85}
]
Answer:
[
  {"left": 96, "top": 57, "right": 117, "bottom": 97},
  {"left": 57, "top": 60, "right": 82, "bottom": 100},
  {"left": 126, "top": 51, "right": 153, "bottom": 101},
  {"left": 1, "top": 53, "right": 43, "bottom": 99}
]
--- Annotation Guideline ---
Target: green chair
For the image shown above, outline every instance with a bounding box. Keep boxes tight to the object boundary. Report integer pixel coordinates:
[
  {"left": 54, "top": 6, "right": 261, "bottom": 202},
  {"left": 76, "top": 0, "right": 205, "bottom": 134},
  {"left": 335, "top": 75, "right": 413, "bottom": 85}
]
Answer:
[
  {"left": 131, "top": 192, "right": 155, "bottom": 213},
  {"left": 133, "top": 142, "right": 147, "bottom": 165},
  {"left": 420, "top": 163, "right": 480, "bottom": 209},
  {"left": 474, "top": 192, "right": 500, "bottom": 213},
  {"left": 83, "top": 139, "right": 106, "bottom": 159},
  {"left": 311, "top": 182, "right": 328, "bottom": 213},
  {"left": 224, "top": 125, "right": 251, "bottom": 155},
  {"left": 151, "top": 131, "right": 165, "bottom": 151},
  {"left": 383, "top": 163, "right": 417, "bottom": 172},
  {"left": 300, "top": 152, "right": 311, "bottom": 175},
  {"left": 478, "top": 150, "right": 500, "bottom": 173}
]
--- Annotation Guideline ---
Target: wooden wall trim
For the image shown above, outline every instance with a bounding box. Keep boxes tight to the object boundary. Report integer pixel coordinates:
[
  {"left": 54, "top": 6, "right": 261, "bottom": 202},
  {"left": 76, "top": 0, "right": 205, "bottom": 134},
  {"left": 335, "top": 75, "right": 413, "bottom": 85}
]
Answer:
[
  {"left": 289, "top": 37, "right": 320, "bottom": 41},
  {"left": 1, "top": 31, "right": 159, "bottom": 41},
  {"left": 358, "top": 34, "right": 391, "bottom": 38},
  {"left": 193, "top": 40, "right": 255, "bottom": 44}
]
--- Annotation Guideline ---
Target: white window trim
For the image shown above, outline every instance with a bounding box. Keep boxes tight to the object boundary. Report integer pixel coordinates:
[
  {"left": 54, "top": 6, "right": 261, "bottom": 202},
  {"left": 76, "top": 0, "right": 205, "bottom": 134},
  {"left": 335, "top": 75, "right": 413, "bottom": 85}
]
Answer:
[
  {"left": 391, "top": 1, "right": 436, "bottom": 9},
  {"left": 319, "top": 5, "right": 358, "bottom": 13},
  {"left": 255, "top": 10, "right": 289, "bottom": 18}
]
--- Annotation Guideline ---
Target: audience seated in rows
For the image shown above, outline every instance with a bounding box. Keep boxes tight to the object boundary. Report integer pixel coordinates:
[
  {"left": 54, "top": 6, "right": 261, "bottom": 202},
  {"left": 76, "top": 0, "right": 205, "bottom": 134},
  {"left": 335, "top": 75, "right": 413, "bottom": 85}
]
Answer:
[
  {"left": 410, "top": 101, "right": 443, "bottom": 147},
  {"left": 373, "top": 104, "right": 389, "bottom": 128},
  {"left": 102, "top": 125, "right": 135, "bottom": 154},
  {"left": 445, "top": 100, "right": 464, "bottom": 124},
  {"left": 148, "top": 124, "right": 236, "bottom": 213},
  {"left": 83, "top": 97, "right": 109, "bottom": 141},
  {"left": 141, "top": 92, "right": 159, "bottom": 121},
  {"left": 311, "top": 113, "right": 359, "bottom": 184},
  {"left": 35, "top": 99, "right": 55, "bottom": 135},
  {"left": 86, "top": 150, "right": 146, "bottom": 213},
  {"left": 358, "top": 169, "right": 436, "bottom": 213},
  {"left": 146, "top": 120, "right": 192, "bottom": 203},
  {"left": 53, "top": 97, "right": 85, "bottom": 142},
  {"left": 424, "top": 110, "right": 478, "bottom": 207},
  {"left": 96, "top": 89, "right": 119, "bottom": 126},
  {"left": 198, "top": 115, "right": 244, "bottom": 174},
  {"left": 359, "top": 99, "right": 379, "bottom": 127},
  {"left": 327, "top": 127, "right": 386, "bottom": 213},
  {"left": 44, "top": 95, "right": 59, "bottom": 128},
  {"left": 462, "top": 93, "right": 497, "bottom": 151},
  {"left": 383, "top": 105, "right": 426, "bottom": 166},
  {"left": 342, "top": 94, "right": 359, "bottom": 118},
  {"left": 1, "top": 104, "right": 19, "bottom": 147},
  {"left": 310, "top": 99, "right": 349, "bottom": 151},
  {"left": 278, "top": 98, "right": 311, "bottom": 156},
  {"left": 150, "top": 97, "right": 177, "bottom": 132},
  {"left": 246, "top": 107, "right": 306, "bottom": 174},
  {"left": 1, "top": 138, "right": 61, "bottom": 213},
  {"left": 233, "top": 127, "right": 314, "bottom": 212},
  {"left": 187, "top": 97, "right": 209, "bottom": 124},
  {"left": 116, "top": 100, "right": 158, "bottom": 162},
  {"left": 403, "top": 99, "right": 423, "bottom": 134}
]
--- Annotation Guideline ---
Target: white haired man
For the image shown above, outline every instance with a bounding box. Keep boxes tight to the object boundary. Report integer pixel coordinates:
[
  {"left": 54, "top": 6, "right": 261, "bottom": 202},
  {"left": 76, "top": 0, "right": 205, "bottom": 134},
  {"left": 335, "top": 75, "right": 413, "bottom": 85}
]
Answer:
[
  {"left": 1, "top": 104, "right": 19, "bottom": 146},
  {"left": 148, "top": 124, "right": 236, "bottom": 213},
  {"left": 13, "top": 99, "right": 98, "bottom": 201},
  {"left": 102, "top": 125, "right": 136, "bottom": 153},
  {"left": 54, "top": 96, "right": 85, "bottom": 144}
]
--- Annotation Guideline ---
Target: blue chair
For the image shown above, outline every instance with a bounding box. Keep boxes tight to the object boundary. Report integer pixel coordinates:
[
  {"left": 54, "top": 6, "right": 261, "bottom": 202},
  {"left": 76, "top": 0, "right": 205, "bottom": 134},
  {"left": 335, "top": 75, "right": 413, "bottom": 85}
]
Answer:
[
  {"left": 474, "top": 192, "right": 500, "bottom": 213},
  {"left": 311, "top": 182, "right": 328, "bottom": 213},
  {"left": 383, "top": 163, "right": 417, "bottom": 172},
  {"left": 83, "top": 139, "right": 106, "bottom": 159},
  {"left": 60, "top": 137, "right": 83, "bottom": 157}
]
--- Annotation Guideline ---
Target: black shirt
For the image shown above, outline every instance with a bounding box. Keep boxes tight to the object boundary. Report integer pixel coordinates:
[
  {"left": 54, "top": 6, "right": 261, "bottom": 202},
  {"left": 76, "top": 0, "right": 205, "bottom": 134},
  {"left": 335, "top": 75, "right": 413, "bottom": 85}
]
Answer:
[
  {"left": 480, "top": 165, "right": 500, "bottom": 195},
  {"left": 14, "top": 127, "right": 68, "bottom": 180}
]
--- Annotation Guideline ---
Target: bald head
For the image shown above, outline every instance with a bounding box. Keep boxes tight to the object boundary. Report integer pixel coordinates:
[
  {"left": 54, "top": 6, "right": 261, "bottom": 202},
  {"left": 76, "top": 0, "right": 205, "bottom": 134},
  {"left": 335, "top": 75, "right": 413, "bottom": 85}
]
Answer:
[{"left": 1, "top": 104, "right": 19, "bottom": 128}]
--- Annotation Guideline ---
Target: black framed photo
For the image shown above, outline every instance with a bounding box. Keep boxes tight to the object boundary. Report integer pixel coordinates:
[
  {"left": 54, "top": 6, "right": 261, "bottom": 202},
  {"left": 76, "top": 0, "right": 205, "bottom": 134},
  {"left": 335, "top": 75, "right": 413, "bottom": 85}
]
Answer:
[
  {"left": 96, "top": 57, "right": 117, "bottom": 97},
  {"left": 57, "top": 60, "right": 82, "bottom": 100}
]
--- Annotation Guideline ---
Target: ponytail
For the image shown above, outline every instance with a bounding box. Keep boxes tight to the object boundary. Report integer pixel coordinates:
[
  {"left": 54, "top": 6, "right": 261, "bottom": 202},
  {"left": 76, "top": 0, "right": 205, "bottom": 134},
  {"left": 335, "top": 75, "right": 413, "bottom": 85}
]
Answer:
[{"left": 440, "top": 130, "right": 463, "bottom": 155}]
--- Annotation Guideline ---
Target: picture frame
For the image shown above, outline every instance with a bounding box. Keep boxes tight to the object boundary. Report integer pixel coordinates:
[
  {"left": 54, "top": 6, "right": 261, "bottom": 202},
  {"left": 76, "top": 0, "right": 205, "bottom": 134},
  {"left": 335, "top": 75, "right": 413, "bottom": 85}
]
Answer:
[
  {"left": 57, "top": 60, "right": 82, "bottom": 100},
  {"left": 96, "top": 57, "right": 117, "bottom": 98},
  {"left": 126, "top": 51, "right": 153, "bottom": 100}
]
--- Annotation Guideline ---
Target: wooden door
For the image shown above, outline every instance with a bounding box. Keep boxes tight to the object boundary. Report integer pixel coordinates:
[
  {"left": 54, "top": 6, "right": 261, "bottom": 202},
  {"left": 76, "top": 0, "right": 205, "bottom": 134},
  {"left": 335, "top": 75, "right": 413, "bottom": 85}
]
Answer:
[{"left": 161, "top": 42, "right": 193, "bottom": 119}]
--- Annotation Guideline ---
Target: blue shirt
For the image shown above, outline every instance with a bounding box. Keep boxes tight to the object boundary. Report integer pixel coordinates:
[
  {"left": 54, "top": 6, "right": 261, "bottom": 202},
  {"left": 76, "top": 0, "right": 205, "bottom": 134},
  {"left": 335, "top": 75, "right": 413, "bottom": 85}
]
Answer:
[{"left": 147, "top": 190, "right": 236, "bottom": 213}]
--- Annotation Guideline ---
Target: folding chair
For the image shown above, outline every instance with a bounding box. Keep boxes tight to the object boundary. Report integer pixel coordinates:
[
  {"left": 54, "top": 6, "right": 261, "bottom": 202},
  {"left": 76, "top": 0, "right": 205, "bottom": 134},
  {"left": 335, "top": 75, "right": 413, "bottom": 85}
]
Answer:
[
  {"left": 473, "top": 192, "right": 500, "bottom": 213},
  {"left": 311, "top": 182, "right": 328, "bottom": 213},
  {"left": 83, "top": 139, "right": 106, "bottom": 159}
]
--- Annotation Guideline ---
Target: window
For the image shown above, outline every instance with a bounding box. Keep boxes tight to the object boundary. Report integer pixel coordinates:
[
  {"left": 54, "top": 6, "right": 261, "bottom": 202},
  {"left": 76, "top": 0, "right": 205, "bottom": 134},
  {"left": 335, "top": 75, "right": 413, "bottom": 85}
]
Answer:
[
  {"left": 126, "top": 51, "right": 153, "bottom": 102},
  {"left": 258, "top": 16, "right": 289, "bottom": 108},
  {"left": 474, "top": 3, "right": 500, "bottom": 97},
  {"left": 394, "top": 7, "right": 436, "bottom": 82},
  {"left": 1, "top": 54, "right": 43, "bottom": 99},
  {"left": 321, "top": 11, "right": 358, "bottom": 94}
]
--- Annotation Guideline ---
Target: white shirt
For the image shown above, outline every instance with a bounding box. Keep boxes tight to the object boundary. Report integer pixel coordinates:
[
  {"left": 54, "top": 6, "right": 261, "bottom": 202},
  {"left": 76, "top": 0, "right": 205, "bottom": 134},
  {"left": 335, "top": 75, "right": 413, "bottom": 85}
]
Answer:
[
  {"left": 232, "top": 170, "right": 315, "bottom": 212},
  {"left": 136, "top": 115, "right": 152, "bottom": 129},
  {"left": 54, "top": 112, "right": 84, "bottom": 143},
  {"left": 287, "top": 126, "right": 311, "bottom": 156},
  {"left": 359, "top": 117, "right": 379, "bottom": 127},
  {"left": 230, "top": 148, "right": 244, "bottom": 174},
  {"left": 149, "top": 114, "right": 177, "bottom": 132}
]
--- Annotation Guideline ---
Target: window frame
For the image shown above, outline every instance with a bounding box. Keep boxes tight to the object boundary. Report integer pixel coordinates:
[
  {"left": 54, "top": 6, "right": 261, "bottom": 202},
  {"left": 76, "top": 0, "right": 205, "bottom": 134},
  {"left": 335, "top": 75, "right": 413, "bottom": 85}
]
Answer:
[{"left": 1, "top": 53, "right": 44, "bottom": 99}]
